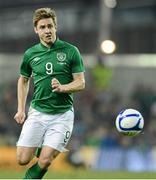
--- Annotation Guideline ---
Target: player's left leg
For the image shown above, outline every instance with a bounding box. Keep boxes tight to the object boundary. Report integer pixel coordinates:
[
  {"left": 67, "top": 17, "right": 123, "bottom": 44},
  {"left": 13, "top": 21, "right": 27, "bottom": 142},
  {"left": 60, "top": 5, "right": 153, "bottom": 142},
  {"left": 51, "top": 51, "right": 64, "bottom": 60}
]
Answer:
[
  {"left": 39, "top": 146, "right": 60, "bottom": 169},
  {"left": 24, "top": 146, "right": 60, "bottom": 179}
]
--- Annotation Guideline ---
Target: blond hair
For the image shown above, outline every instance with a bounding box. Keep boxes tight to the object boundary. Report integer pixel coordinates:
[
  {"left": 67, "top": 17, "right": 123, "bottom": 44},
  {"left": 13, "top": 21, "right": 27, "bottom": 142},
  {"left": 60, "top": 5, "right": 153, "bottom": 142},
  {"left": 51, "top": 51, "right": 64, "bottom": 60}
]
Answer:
[{"left": 33, "top": 8, "right": 57, "bottom": 27}]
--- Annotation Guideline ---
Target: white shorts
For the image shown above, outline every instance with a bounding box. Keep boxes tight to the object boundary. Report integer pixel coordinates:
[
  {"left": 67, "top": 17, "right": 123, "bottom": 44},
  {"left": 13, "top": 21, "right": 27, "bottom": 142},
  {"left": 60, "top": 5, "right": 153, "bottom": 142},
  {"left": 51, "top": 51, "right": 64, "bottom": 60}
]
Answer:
[{"left": 17, "top": 107, "right": 74, "bottom": 152}]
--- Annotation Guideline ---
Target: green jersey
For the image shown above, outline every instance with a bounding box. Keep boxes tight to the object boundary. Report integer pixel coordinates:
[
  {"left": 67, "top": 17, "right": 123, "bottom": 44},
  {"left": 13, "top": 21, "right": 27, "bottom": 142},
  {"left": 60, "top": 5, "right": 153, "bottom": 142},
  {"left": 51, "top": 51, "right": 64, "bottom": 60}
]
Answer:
[{"left": 20, "top": 38, "right": 85, "bottom": 114}]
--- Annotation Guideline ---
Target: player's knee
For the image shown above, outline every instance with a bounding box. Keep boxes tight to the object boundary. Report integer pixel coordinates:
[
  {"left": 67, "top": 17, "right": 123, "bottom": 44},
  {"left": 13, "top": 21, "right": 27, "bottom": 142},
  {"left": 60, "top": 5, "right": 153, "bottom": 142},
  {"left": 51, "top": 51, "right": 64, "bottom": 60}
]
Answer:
[
  {"left": 38, "top": 157, "right": 52, "bottom": 169},
  {"left": 17, "top": 155, "right": 31, "bottom": 166},
  {"left": 17, "top": 159, "right": 30, "bottom": 166}
]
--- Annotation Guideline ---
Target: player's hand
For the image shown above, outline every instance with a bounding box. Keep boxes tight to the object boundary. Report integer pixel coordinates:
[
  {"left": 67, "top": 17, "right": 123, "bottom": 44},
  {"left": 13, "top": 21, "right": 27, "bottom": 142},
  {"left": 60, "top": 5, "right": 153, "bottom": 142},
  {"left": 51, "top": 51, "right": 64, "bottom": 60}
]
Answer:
[
  {"left": 51, "top": 78, "right": 65, "bottom": 93},
  {"left": 14, "top": 111, "right": 26, "bottom": 124}
]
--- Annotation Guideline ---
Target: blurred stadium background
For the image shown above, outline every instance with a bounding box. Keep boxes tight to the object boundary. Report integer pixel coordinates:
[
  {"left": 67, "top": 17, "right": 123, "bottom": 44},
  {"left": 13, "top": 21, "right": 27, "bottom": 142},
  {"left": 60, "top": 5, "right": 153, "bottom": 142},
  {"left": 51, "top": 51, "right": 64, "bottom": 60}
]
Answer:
[{"left": 0, "top": 0, "right": 156, "bottom": 178}]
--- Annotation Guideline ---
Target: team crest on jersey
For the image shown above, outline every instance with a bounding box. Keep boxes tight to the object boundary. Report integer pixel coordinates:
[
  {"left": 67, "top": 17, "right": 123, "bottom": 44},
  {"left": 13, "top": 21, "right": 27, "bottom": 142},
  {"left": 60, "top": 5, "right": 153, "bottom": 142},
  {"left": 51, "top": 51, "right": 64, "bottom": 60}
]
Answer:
[{"left": 57, "top": 52, "right": 66, "bottom": 61}]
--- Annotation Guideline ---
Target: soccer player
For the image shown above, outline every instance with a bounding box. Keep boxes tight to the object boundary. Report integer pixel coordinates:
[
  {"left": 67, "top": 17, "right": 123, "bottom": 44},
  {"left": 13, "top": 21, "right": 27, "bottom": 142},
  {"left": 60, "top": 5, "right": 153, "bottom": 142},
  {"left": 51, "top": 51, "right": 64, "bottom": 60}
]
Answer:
[{"left": 14, "top": 7, "right": 85, "bottom": 179}]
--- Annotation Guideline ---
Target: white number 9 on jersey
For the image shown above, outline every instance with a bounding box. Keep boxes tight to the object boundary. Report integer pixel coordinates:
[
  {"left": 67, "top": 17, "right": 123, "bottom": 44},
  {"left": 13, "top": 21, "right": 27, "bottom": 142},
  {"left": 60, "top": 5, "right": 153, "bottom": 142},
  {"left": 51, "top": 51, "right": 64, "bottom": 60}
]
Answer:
[{"left": 46, "top": 62, "right": 53, "bottom": 75}]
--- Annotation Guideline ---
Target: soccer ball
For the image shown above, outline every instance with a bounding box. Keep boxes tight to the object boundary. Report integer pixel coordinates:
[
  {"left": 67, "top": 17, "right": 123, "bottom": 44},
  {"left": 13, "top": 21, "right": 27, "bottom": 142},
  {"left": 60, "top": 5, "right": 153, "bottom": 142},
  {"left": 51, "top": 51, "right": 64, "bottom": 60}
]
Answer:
[{"left": 115, "top": 108, "right": 144, "bottom": 136}]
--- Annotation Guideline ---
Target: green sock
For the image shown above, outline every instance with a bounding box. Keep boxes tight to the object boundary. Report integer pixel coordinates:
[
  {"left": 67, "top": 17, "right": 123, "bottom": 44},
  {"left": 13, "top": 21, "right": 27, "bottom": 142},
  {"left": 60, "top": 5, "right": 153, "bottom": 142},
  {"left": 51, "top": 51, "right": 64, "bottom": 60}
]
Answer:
[
  {"left": 24, "top": 163, "right": 47, "bottom": 179},
  {"left": 35, "top": 147, "right": 42, "bottom": 158}
]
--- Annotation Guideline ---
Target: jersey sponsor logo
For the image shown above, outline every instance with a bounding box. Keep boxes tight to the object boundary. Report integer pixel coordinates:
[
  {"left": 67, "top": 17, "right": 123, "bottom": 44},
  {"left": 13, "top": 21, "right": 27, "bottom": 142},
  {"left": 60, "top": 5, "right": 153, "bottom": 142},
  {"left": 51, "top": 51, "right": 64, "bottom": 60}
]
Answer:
[{"left": 57, "top": 52, "right": 66, "bottom": 62}]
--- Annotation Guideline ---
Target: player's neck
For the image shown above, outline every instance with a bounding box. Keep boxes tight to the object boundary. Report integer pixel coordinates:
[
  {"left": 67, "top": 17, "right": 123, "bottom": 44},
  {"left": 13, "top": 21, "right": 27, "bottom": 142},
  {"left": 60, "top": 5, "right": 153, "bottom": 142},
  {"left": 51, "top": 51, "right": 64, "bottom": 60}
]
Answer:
[{"left": 40, "top": 37, "right": 57, "bottom": 48}]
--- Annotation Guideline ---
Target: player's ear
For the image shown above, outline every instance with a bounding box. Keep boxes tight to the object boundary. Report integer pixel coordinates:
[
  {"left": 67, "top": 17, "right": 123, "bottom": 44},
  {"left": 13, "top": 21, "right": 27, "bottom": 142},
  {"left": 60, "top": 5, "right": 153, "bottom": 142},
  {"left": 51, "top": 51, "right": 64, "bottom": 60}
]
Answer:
[
  {"left": 54, "top": 22, "right": 57, "bottom": 31},
  {"left": 34, "top": 27, "right": 38, "bottom": 34}
]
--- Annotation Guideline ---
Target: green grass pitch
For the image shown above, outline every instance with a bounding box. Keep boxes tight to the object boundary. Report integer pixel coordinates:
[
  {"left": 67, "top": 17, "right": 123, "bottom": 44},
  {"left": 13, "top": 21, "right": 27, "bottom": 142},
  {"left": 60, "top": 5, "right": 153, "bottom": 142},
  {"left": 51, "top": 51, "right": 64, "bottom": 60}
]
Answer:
[{"left": 0, "top": 169, "right": 156, "bottom": 179}]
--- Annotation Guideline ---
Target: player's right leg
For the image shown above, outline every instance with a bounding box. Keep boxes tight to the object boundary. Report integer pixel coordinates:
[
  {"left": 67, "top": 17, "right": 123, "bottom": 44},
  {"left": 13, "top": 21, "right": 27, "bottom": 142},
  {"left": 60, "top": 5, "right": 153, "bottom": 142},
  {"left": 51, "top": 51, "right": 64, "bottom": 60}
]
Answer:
[
  {"left": 16, "top": 107, "right": 46, "bottom": 165},
  {"left": 17, "top": 146, "right": 36, "bottom": 165}
]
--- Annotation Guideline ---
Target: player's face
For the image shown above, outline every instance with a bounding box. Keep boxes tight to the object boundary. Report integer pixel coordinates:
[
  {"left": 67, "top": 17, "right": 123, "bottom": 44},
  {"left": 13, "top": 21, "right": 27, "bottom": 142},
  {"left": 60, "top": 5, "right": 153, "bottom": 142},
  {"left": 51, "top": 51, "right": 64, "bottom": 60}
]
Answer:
[{"left": 34, "top": 18, "right": 57, "bottom": 47}]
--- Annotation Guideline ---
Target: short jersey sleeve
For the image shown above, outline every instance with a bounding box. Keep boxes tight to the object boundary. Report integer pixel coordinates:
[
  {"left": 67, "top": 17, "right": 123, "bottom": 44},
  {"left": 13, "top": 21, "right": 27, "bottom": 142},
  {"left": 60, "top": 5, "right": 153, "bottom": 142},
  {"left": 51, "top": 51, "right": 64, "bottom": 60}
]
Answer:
[
  {"left": 71, "top": 47, "right": 85, "bottom": 74},
  {"left": 20, "top": 52, "right": 32, "bottom": 77}
]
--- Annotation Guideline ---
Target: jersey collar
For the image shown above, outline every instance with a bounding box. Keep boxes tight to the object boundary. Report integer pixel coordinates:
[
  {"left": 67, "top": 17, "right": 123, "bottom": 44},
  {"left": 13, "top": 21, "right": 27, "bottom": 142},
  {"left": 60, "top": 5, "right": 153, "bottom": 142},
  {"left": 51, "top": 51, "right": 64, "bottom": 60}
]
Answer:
[{"left": 40, "top": 37, "right": 60, "bottom": 50}]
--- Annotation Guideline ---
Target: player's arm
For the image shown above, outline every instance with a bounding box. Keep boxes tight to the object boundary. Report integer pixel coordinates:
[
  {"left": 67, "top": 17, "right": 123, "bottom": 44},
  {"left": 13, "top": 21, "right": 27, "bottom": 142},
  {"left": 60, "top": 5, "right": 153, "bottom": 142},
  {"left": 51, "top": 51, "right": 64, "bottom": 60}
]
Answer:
[
  {"left": 51, "top": 72, "right": 85, "bottom": 93},
  {"left": 14, "top": 76, "right": 30, "bottom": 124}
]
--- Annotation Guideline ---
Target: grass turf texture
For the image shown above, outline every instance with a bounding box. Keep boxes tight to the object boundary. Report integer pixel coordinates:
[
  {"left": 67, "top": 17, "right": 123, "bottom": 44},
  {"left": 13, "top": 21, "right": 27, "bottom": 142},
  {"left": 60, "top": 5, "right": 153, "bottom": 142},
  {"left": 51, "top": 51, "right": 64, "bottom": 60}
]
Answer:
[{"left": 0, "top": 169, "right": 156, "bottom": 179}]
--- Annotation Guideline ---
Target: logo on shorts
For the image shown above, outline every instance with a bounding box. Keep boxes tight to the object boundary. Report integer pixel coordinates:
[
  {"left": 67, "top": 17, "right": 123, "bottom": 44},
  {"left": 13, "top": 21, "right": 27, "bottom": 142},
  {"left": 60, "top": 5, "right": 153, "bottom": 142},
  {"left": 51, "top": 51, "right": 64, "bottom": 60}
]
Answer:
[{"left": 57, "top": 53, "right": 66, "bottom": 62}]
